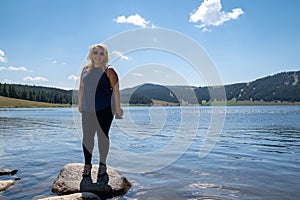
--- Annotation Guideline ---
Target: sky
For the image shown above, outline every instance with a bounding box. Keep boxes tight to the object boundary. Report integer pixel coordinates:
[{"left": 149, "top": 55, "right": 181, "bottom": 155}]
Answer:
[{"left": 1, "top": 0, "right": 300, "bottom": 90}]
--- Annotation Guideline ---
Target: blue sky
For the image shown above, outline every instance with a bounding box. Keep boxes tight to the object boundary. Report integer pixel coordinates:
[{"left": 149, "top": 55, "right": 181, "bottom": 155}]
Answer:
[{"left": 1, "top": 0, "right": 299, "bottom": 90}]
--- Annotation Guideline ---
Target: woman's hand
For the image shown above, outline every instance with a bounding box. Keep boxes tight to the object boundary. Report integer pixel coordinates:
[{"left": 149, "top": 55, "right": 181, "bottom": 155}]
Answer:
[
  {"left": 78, "top": 104, "right": 83, "bottom": 113},
  {"left": 115, "top": 107, "right": 123, "bottom": 119}
]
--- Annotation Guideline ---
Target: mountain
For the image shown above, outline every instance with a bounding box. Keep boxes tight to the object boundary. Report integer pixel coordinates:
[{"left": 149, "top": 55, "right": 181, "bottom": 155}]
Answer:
[
  {"left": 121, "top": 71, "right": 300, "bottom": 104},
  {"left": 195, "top": 70, "right": 300, "bottom": 103},
  {"left": 121, "top": 83, "right": 180, "bottom": 105},
  {"left": 121, "top": 84, "right": 199, "bottom": 105}
]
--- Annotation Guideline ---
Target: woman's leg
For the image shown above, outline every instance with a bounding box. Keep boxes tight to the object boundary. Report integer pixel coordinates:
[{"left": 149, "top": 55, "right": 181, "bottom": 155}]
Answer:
[
  {"left": 82, "top": 111, "right": 97, "bottom": 165},
  {"left": 96, "top": 106, "right": 114, "bottom": 166}
]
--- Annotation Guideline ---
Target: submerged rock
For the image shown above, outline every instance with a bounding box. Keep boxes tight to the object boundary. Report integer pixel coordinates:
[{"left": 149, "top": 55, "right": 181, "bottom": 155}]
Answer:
[
  {"left": 0, "top": 169, "right": 18, "bottom": 176},
  {"left": 0, "top": 180, "right": 16, "bottom": 192},
  {"left": 52, "top": 163, "right": 131, "bottom": 199}
]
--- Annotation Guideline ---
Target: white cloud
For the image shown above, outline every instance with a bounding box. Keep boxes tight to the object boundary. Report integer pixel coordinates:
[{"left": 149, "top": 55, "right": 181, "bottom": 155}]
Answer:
[
  {"left": 151, "top": 24, "right": 157, "bottom": 29},
  {"left": 23, "top": 76, "right": 48, "bottom": 82},
  {"left": 3, "top": 79, "right": 12, "bottom": 83},
  {"left": 0, "top": 49, "right": 7, "bottom": 62},
  {"left": 8, "top": 66, "right": 28, "bottom": 71},
  {"left": 0, "top": 66, "right": 28, "bottom": 71},
  {"left": 201, "top": 27, "right": 212, "bottom": 32},
  {"left": 131, "top": 73, "right": 144, "bottom": 77},
  {"left": 68, "top": 74, "right": 80, "bottom": 81},
  {"left": 189, "top": 0, "right": 244, "bottom": 32},
  {"left": 114, "top": 14, "right": 150, "bottom": 27},
  {"left": 112, "top": 51, "right": 130, "bottom": 60},
  {"left": 47, "top": 57, "right": 67, "bottom": 65}
]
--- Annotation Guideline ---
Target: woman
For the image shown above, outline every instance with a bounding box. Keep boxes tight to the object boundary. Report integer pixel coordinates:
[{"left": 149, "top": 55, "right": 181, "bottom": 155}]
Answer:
[{"left": 78, "top": 44, "right": 123, "bottom": 177}]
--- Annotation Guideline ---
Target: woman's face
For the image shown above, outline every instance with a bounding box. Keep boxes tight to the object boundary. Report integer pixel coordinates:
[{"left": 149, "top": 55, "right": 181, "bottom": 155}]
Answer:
[{"left": 92, "top": 47, "right": 105, "bottom": 65}]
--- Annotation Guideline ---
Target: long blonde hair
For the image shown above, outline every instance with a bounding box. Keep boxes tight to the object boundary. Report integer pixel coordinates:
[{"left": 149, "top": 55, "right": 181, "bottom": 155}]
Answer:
[{"left": 87, "top": 43, "right": 109, "bottom": 68}]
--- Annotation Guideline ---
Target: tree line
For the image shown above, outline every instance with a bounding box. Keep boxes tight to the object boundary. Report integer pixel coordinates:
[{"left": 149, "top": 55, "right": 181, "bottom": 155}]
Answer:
[
  {"left": 0, "top": 83, "right": 73, "bottom": 105},
  {"left": 1, "top": 71, "right": 299, "bottom": 105}
]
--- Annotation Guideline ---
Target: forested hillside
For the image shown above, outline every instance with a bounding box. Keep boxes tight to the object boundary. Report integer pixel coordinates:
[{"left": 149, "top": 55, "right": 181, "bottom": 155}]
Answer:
[
  {"left": 195, "top": 71, "right": 300, "bottom": 103},
  {"left": 121, "top": 84, "right": 173, "bottom": 105},
  {"left": 122, "top": 71, "right": 300, "bottom": 104},
  {"left": 0, "top": 83, "right": 73, "bottom": 104}
]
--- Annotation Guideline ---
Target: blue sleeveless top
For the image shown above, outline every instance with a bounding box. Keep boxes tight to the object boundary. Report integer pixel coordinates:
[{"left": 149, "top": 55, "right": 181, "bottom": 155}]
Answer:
[{"left": 82, "top": 66, "right": 113, "bottom": 112}]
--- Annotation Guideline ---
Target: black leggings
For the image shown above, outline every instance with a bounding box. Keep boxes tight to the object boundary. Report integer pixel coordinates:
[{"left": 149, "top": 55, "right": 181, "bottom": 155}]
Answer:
[{"left": 82, "top": 106, "right": 113, "bottom": 165}]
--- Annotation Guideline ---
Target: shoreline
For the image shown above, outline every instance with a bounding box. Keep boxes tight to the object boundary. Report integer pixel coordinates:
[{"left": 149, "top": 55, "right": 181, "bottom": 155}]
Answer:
[
  {"left": 124, "top": 99, "right": 300, "bottom": 107},
  {"left": 1, "top": 96, "right": 300, "bottom": 108}
]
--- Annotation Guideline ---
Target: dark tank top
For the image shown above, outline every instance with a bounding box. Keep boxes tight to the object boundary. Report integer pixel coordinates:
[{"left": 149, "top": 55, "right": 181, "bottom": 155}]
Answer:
[{"left": 82, "top": 66, "right": 113, "bottom": 112}]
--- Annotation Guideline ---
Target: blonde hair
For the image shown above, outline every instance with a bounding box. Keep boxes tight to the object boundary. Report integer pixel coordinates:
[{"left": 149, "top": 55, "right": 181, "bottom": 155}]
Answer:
[{"left": 87, "top": 43, "right": 109, "bottom": 67}]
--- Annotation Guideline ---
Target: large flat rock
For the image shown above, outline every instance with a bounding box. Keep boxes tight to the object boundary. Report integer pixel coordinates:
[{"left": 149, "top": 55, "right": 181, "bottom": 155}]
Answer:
[
  {"left": 37, "top": 192, "right": 101, "bottom": 200},
  {"left": 52, "top": 163, "right": 131, "bottom": 199}
]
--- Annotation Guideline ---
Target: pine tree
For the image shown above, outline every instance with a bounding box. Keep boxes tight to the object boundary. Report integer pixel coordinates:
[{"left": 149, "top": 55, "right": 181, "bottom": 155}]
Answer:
[{"left": 2, "top": 83, "right": 8, "bottom": 97}]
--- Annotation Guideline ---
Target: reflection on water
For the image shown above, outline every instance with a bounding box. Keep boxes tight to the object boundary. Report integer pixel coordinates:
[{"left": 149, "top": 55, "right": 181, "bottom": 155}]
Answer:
[{"left": 0, "top": 106, "right": 300, "bottom": 199}]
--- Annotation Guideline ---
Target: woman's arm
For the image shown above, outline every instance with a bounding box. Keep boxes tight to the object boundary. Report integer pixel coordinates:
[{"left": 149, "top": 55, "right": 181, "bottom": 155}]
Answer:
[
  {"left": 107, "top": 66, "right": 123, "bottom": 118},
  {"left": 78, "top": 67, "right": 86, "bottom": 113}
]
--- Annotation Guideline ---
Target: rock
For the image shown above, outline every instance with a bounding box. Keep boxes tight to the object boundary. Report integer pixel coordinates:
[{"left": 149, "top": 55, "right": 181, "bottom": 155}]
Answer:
[
  {"left": 0, "top": 180, "right": 16, "bottom": 192},
  {"left": 37, "top": 192, "right": 101, "bottom": 200},
  {"left": 0, "top": 169, "right": 18, "bottom": 176},
  {"left": 52, "top": 163, "right": 131, "bottom": 199}
]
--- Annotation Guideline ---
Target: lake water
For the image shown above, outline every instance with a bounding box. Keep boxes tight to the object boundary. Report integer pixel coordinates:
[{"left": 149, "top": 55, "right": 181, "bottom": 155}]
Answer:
[{"left": 0, "top": 106, "right": 299, "bottom": 200}]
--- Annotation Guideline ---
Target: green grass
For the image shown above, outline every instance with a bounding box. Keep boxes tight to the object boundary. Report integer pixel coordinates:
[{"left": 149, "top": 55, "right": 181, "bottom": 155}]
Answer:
[
  {"left": 0, "top": 96, "right": 71, "bottom": 108},
  {"left": 1, "top": 95, "right": 299, "bottom": 108}
]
